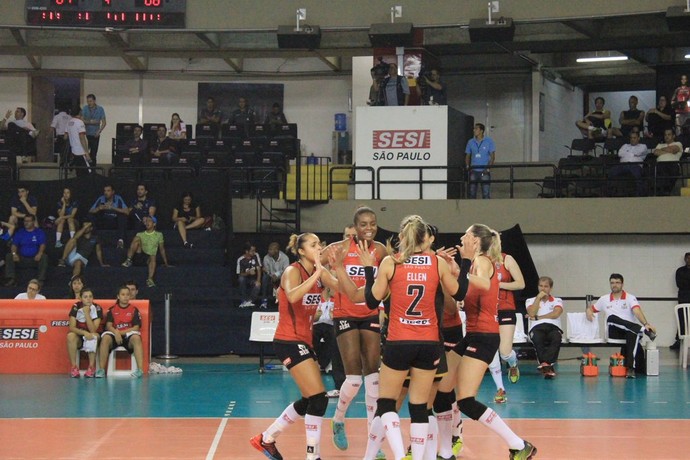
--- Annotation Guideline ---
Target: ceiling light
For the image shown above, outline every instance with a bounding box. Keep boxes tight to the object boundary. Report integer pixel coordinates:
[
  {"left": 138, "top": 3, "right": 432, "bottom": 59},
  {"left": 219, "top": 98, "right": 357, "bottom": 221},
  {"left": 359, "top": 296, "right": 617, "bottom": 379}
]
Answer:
[{"left": 576, "top": 55, "right": 628, "bottom": 63}]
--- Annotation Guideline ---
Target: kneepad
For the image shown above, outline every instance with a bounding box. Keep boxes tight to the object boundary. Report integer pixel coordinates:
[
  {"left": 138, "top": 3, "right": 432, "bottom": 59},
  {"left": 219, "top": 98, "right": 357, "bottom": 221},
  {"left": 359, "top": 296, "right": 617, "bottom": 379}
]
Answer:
[
  {"left": 408, "top": 402, "right": 428, "bottom": 424},
  {"left": 433, "top": 390, "right": 455, "bottom": 414},
  {"left": 457, "top": 397, "right": 487, "bottom": 421},
  {"left": 375, "top": 398, "right": 397, "bottom": 417},
  {"left": 306, "top": 392, "right": 328, "bottom": 417},
  {"left": 293, "top": 397, "right": 309, "bottom": 416}
]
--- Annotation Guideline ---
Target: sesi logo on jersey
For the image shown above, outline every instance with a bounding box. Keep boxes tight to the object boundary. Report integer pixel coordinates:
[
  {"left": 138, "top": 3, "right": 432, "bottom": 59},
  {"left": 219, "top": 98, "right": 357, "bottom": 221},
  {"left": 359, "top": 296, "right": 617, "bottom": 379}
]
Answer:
[
  {"left": 302, "top": 294, "right": 322, "bottom": 305},
  {"left": 373, "top": 130, "right": 431, "bottom": 149},
  {"left": 346, "top": 265, "right": 378, "bottom": 277},
  {"left": 405, "top": 255, "right": 431, "bottom": 265}
]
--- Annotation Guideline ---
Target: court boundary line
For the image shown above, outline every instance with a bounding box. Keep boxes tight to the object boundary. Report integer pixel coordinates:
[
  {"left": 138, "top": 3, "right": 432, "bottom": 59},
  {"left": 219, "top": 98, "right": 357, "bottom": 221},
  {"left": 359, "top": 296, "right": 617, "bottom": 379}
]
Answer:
[{"left": 205, "top": 401, "right": 235, "bottom": 460}]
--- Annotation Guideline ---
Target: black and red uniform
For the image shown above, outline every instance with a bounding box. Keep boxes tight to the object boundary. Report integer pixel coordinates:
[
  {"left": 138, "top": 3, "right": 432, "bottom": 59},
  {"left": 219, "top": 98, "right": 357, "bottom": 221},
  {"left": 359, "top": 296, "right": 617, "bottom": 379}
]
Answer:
[
  {"left": 69, "top": 301, "right": 103, "bottom": 347},
  {"left": 442, "top": 307, "right": 463, "bottom": 353},
  {"left": 103, "top": 303, "right": 142, "bottom": 352},
  {"left": 496, "top": 253, "right": 517, "bottom": 326}
]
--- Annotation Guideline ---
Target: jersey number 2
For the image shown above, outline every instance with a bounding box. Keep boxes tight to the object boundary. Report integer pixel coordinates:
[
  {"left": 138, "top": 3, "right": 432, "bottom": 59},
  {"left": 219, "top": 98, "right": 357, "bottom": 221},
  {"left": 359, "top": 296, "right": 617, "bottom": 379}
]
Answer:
[{"left": 405, "top": 284, "right": 425, "bottom": 317}]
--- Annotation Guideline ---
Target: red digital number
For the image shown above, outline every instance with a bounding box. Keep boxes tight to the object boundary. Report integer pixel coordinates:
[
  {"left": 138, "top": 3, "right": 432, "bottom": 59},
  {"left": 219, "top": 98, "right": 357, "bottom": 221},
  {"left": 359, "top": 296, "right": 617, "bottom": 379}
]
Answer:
[{"left": 53, "top": 0, "right": 76, "bottom": 5}]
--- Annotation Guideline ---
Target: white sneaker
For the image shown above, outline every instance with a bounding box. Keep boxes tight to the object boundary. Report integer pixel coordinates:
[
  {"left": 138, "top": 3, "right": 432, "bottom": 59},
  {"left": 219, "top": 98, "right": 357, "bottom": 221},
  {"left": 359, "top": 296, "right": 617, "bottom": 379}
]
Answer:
[
  {"left": 239, "top": 301, "right": 254, "bottom": 308},
  {"left": 326, "top": 389, "right": 340, "bottom": 398}
]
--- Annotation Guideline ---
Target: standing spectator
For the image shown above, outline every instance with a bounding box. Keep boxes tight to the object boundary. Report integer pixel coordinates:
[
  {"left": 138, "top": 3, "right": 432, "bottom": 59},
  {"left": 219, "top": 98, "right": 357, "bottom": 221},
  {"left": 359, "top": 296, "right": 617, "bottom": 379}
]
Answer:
[
  {"left": 57, "top": 222, "right": 108, "bottom": 278},
  {"left": 313, "top": 287, "right": 344, "bottom": 398},
  {"left": 129, "top": 184, "right": 156, "bottom": 232},
  {"left": 608, "top": 130, "right": 648, "bottom": 196},
  {"left": 89, "top": 184, "right": 129, "bottom": 249},
  {"left": 261, "top": 241, "right": 290, "bottom": 308},
  {"left": 651, "top": 128, "right": 683, "bottom": 195},
  {"left": 150, "top": 126, "right": 176, "bottom": 165},
  {"left": 54, "top": 187, "right": 78, "bottom": 248},
  {"left": 671, "top": 74, "right": 690, "bottom": 134},
  {"left": 66, "top": 288, "right": 102, "bottom": 378},
  {"left": 65, "top": 106, "right": 92, "bottom": 176},
  {"left": 416, "top": 67, "right": 447, "bottom": 105},
  {"left": 172, "top": 191, "right": 206, "bottom": 249},
  {"left": 264, "top": 102, "right": 287, "bottom": 127},
  {"left": 465, "top": 123, "right": 496, "bottom": 199},
  {"left": 576, "top": 96, "right": 611, "bottom": 140},
  {"left": 122, "top": 216, "right": 170, "bottom": 288},
  {"left": 4, "top": 214, "right": 48, "bottom": 287},
  {"left": 380, "top": 63, "right": 410, "bottom": 106},
  {"left": 123, "top": 125, "right": 148, "bottom": 165},
  {"left": 609, "top": 95, "right": 645, "bottom": 139},
  {"left": 8, "top": 185, "right": 38, "bottom": 227},
  {"left": 82, "top": 94, "right": 106, "bottom": 164},
  {"left": 51, "top": 104, "right": 71, "bottom": 162},
  {"left": 525, "top": 276, "right": 563, "bottom": 379},
  {"left": 645, "top": 96, "right": 675, "bottom": 143},
  {"left": 236, "top": 242, "right": 261, "bottom": 308},
  {"left": 198, "top": 97, "right": 223, "bottom": 128},
  {"left": 586, "top": 273, "right": 656, "bottom": 378},
  {"left": 673, "top": 252, "right": 690, "bottom": 350},
  {"left": 14, "top": 279, "right": 46, "bottom": 300},
  {"left": 230, "top": 97, "right": 257, "bottom": 130}
]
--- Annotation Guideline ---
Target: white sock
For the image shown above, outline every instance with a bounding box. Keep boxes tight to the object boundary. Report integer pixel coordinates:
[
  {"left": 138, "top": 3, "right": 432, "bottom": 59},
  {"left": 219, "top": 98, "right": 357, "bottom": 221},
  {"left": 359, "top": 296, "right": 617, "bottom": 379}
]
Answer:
[
  {"left": 264, "top": 402, "right": 300, "bottom": 441},
  {"left": 452, "top": 402, "right": 463, "bottom": 438},
  {"left": 334, "top": 375, "right": 362, "bottom": 422},
  {"left": 69, "top": 231, "right": 75, "bottom": 238},
  {"left": 56, "top": 232, "right": 62, "bottom": 242},
  {"left": 502, "top": 349, "right": 518, "bottom": 368},
  {"left": 478, "top": 407, "right": 524, "bottom": 450},
  {"left": 489, "top": 352, "right": 505, "bottom": 391},
  {"left": 410, "top": 422, "right": 429, "bottom": 460},
  {"left": 364, "top": 415, "right": 385, "bottom": 460},
  {"left": 436, "top": 409, "right": 454, "bottom": 458},
  {"left": 423, "top": 415, "right": 438, "bottom": 460},
  {"left": 364, "top": 372, "right": 379, "bottom": 428},
  {"left": 382, "top": 412, "right": 405, "bottom": 459},
  {"left": 304, "top": 414, "right": 322, "bottom": 460}
]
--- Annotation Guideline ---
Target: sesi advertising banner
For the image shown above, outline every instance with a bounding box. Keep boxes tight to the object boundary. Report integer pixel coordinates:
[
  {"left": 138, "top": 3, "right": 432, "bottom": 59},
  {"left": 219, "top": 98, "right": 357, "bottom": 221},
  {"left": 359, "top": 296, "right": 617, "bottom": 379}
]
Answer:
[{"left": 355, "top": 106, "right": 448, "bottom": 199}]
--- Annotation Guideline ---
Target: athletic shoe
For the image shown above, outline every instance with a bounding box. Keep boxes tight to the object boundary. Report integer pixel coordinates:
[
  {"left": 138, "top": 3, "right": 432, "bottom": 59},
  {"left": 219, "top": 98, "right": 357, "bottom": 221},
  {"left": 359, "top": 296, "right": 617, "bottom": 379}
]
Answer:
[
  {"left": 644, "top": 328, "right": 657, "bottom": 341},
  {"left": 332, "top": 420, "right": 348, "bottom": 450},
  {"left": 509, "top": 440, "right": 537, "bottom": 460},
  {"left": 375, "top": 449, "right": 386, "bottom": 459},
  {"left": 84, "top": 366, "right": 96, "bottom": 378},
  {"left": 626, "top": 369, "right": 636, "bottom": 379},
  {"left": 239, "top": 301, "right": 254, "bottom": 308},
  {"left": 146, "top": 278, "right": 156, "bottom": 288},
  {"left": 259, "top": 299, "right": 268, "bottom": 309},
  {"left": 131, "top": 369, "right": 143, "bottom": 378},
  {"left": 117, "top": 239, "right": 124, "bottom": 249},
  {"left": 57, "top": 259, "right": 66, "bottom": 267},
  {"left": 249, "top": 433, "right": 283, "bottom": 460},
  {"left": 121, "top": 258, "right": 132, "bottom": 267},
  {"left": 544, "top": 365, "right": 556, "bottom": 379},
  {"left": 494, "top": 388, "right": 507, "bottom": 404},
  {"left": 95, "top": 369, "right": 105, "bottom": 378},
  {"left": 452, "top": 435, "right": 464, "bottom": 456},
  {"left": 70, "top": 366, "right": 80, "bottom": 378},
  {"left": 326, "top": 389, "right": 340, "bottom": 398},
  {"left": 508, "top": 363, "right": 520, "bottom": 384},
  {"left": 55, "top": 241, "right": 63, "bottom": 248},
  {"left": 184, "top": 241, "right": 194, "bottom": 249},
  {"left": 437, "top": 455, "right": 456, "bottom": 460}
]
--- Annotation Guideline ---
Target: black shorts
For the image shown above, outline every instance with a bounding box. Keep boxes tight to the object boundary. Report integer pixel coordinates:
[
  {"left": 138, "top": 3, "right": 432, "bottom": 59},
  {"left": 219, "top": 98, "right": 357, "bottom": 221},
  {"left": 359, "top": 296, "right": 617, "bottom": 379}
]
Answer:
[
  {"left": 274, "top": 340, "right": 317, "bottom": 370},
  {"left": 334, "top": 315, "right": 381, "bottom": 338},
  {"left": 442, "top": 325, "right": 464, "bottom": 352},
  {"left": 403, "top": 343, "right": 447, "bottom": 387},
  {"left": 452, "top": 333, "right": 500, "bottom": 365},
  {"left": 383, "top": 341, "right": 442, "bottom": 371},
  {"left": 101, "top": 331, "right": 139, "bottom": 353},
  {"left": 497, "top": 310, "right": 517, "bottom": 326}
]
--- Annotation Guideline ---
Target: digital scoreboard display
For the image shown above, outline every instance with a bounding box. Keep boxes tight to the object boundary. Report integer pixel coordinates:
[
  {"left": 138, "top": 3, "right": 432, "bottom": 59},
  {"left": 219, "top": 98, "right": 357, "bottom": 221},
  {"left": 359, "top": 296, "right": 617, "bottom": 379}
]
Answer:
[{"left": 26, "top": 0, "right": 186, "bottom": 28}]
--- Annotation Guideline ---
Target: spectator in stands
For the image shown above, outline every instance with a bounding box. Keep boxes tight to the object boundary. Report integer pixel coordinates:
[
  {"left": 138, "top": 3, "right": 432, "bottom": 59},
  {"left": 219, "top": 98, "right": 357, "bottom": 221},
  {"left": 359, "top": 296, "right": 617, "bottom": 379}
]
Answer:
[
  {"left": 96, "top": 284, "right": 144, "bottom": 378},
  {"left": 89, "top": 184, "right": 129, "bottom": 249},
  {"left": 672, "top": 252, "right": 690, "bottom": 350},
  {"left": 66, "top": 106, "right": 92, "bottom": 176},
  {"left": 230, "top": 97, "right": 257, "bottom": 128},
  {"left": 67, "top": 274, "right": 85, "bottom": 300},
  {"left": 54, "top": 187, "right": 78, "bottom": 248},
  {"left": 67, "top": 287, "right": 102, "bottom": 378},
  {"left": 261, "top": 241, "right": 290, "bottom": 309},
  {"left": 57, "top": 222, "right": 108, "bottom": 277},
  {"left": 4, "top": 214, "right": 48, "bottom": 287},
  {"left": 652, "top": 128, "right": 683, "bottom": 195},
  {"left": 265, "top": 102, "right": 287, "bottom": 127},
  {"left": 125, "top": 280, "right": 139, "bottom": 300},
  {"left": 608, "top": 130, "right": 648, "bottom": 196},
  {"left": 525, "top": 276, "right": 563, "bottom": 379},
  {"left": 645, "top": 95, "right": 675, "bottom": 143},
  {"left": 380, "top": 62, "right": 410, "bottom": 106},
  {"left": 0, "top": 220, "right": 17, "bottom": 265},
  {"left": 198, "top": 96, "right": 222, "bottom": 127},
  {"left": 129, "top": 184, "right": 156, "bottom": 232},
  {"left": 416, "top": 67, "right": 447, "bottom": 106},
  {"left": 124, "top": 125, "right": 148, "bottom": 164},
  {"left": 122, "top": 216, "right": 170, "bottom": 288},
  {"left": 82, "top": 94, "right": 106, "bottom": 165},
  {"left": 586, "top": 273, "right": 656, "bottom": 378},
  {"left": 14, "top": 279, "right": 46, "bottom": 300},
  {"left": 576, "top": 96, "right": 611, "bottom": 140},
  {"left": 51, "top": 104, "right": 71, "bottom": 162},
  {"left": 172, "top": 191, "right": 206, "bottom": 249},
  {"left": 465, "top": 123, "right": 496, "bottom": 199},
  {"left": 1, "top": 107, "right": 38, "bottom": 163},
  {"left": 3, "top": 107, "right": 39, "bottom": 137},
  {"left": 169, "top": 113, "right": 187, "bottom": 141},
  {"left": 609, "top": 95, "right": 645, "bottom": 139},
  {"left": 236, "top": 241, "right": 261, "bottom": 308},
  {"left": 671, "top": 74, "right": 690, "bottom": 134},
  {"left": 8, "top": 185, "right": 38, "bottom": 227},
  {"left": 150, "top": 126, "right": 177, "bottom": 165}
]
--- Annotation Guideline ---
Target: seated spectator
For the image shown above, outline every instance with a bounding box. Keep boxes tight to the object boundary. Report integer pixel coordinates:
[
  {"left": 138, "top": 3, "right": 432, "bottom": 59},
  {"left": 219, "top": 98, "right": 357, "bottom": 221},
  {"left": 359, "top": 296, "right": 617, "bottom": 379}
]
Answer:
[
  {"left": 586, "top": 273, "right": 656, "bottom": 378},
  {"left": 645, "top": 96, "right": 674, "bottom": 143},
  {"left": 150, "top": 126, "right": 177, "bottom": 165},
  {"left": 652, "top": 128, "right": 683, "bottom": 195},
  {"left": 525, "top": 276, "right": 563, "bottom": 379},
  {"left": 260, "top": 241, "right": 290, "bottom": 308},
  {"left": 609, "top": 95, "right": 645, "bottom": 139},
  {"left": 0, "top": 220, "right": 17, "bottom": 263},
  {"left": 67, "top": 274, "right": 85, "bottom": 300},
  {"left": 54, "top": 187, "right": 78, "bottom": 248},
  {"left": 264, "top": 102, "right": 287, "bottom": 127},
  {"left": 608, "top": 131, "right": 648, "bottom": 196},
  {"left": 88, "top": 184, "right": 129, "bottom": 248},
  {"left": 4, "top": 214, "right": 48, "bottom": 287},
  {"left": 96, "top": 285, "right": 144, "bottom": 378},
  {"left": 8, "top": 185, "right": 38, "bottom": 227},
  {"left": 230, "top": 97, "right": 256, "bottom": 128},
  {"left": 2, "top": 107, "right": 39, "bottom": 137},
  {"left": 121, "top": 216, "right": 170, "bottom": 288},
  {"left": 172, "top": 191, "right": 206, "bottom": 249},
  {"left": 123, "top": 124, "right": 148, "bottom": 164},
  {"left": 198, "top": 97, "right": 222, "bottom": 128},
  {"left": 129, "top": 184, "right": 156, "bottom": 232},
  {"left": 236, "top": 241, "right": 261, "bottom": 308},
  {"left": 2, "top": 108, "right": 39, "bottom": 162},
  {"left": 66, "top": 287, "right": 102, "bottom": 378},
  {"left": 125, "top": 280, "right": 139, "bottom": 300},
  {"left": 14, "top": 279, "right": 46, "bottom": 300},
  {"left": 169, "top": 112, "right": 187, "bottom": 141},
  {"left": 57, "top": 222, "right": 108, "bottom": 277},
  {"left": 576, "top": 96, "right": 611, "bottom": 140}
]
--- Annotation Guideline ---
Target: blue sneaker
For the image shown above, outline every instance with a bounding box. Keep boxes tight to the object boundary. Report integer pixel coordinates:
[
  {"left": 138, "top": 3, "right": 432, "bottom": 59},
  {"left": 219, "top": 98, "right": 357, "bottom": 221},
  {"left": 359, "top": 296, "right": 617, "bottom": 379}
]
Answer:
[
  {"left": 375, "top": 448, "right": 386, "bottom": 459},
  {"left": 332, "top": 420, "right": 348, "bottom": 450}
]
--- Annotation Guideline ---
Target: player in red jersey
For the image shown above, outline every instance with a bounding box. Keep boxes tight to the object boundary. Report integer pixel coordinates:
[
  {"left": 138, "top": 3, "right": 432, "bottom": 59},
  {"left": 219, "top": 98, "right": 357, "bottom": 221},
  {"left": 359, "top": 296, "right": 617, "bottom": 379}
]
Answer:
[
  {"left": 251, "top": 233, "right": 339, "bottom": 460},
  {"left": 66, "top": 287, "right": 102, "bottom": 378},
  {"left": 435, "top": 224, "right": 536, "bottom": 460},
  {"left": 487, "top": 248, "right": 525, "bottom": 403},
  {"left": 333, "top": 215, "right": 473, "bottom": 460},
  {"left": 322, "top": 206, "right": 387, "bottom": 451}
]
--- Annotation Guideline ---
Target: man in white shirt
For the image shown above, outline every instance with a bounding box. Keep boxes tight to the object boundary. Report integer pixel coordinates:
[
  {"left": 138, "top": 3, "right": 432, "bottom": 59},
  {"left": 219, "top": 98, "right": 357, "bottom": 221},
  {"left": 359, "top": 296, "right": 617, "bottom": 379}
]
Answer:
[
  {"left": 260, "top": 242, "right": 289, "bottom": 309},
  {"left": 586, "top": 273, "right": 656, "bottom": 378},
  {"left": 608, "top": 130, "right": 649, "bottom": 196},
  {"left": 65, "top": 106, "right": 92, "bottom": 176},
  {"left": 51, "top": 105, "right": 71, "bottom": 161},
  {"left": 652, "top": 128, "right": 683, "bottom": 195},
  {"left": 525, "top": 276, "right": 563, "bottom": 379},
  {"left": 3, "top": 108, "right": 39, "bottom": 137},
  {"left": 14, "top": 279, "right": 46, "bottom": 300}
]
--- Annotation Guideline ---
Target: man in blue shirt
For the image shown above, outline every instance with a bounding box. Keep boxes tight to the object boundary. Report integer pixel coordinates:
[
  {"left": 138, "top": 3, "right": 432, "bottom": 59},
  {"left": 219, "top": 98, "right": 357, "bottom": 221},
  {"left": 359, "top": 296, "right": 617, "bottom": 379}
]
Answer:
[
  {"left": 4, "top": 214, "right": 48, "bottom": 286},
  {"left": 129, "top": 183, "right": 156, "bottom": 231},
  {"left": 88, "top": 184, "right": 129, "bottom": 248},
  {"left": 82, "top": 94, "right": 106, "bottom": 165},
  {"left": 465, "top": 123, "right": 496, "bottom": 199}
]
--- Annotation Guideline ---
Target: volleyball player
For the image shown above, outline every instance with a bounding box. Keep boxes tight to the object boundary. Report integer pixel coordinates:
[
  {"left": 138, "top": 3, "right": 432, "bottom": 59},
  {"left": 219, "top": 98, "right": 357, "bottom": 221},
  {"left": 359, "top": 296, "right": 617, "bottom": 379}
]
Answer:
[{"left": 250, "top": 233, "right": 339, "bottom": 460}]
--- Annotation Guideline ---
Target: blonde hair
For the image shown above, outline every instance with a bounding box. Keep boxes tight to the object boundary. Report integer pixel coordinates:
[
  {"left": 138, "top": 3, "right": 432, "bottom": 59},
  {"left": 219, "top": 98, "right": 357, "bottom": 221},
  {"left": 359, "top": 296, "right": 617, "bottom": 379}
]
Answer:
[
  {"left": 486, "top": 230, "right": 503, "bottom": 263},
  {"left": 469, "top": 223, "right": 500, "bottom": 256},
  {"left": 391, "top": 215, "right": 428, "bottom": 264},
  {"left": 286, "top": 233, "right": 317, "bottom": 257}
]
